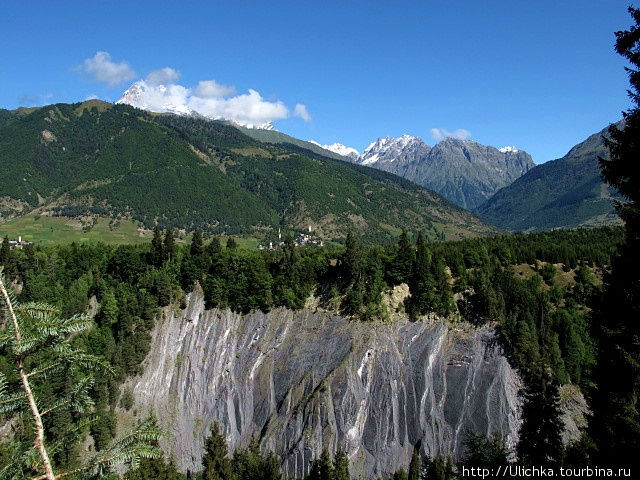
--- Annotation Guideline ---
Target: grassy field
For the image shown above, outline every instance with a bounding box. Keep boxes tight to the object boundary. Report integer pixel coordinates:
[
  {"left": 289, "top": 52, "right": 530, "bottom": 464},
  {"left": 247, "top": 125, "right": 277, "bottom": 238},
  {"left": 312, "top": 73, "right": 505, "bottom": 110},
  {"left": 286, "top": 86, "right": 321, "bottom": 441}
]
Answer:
[
  {"left": 0, "top": 216, "right": 152, "bottom": 246},
  {"left": 0, "top": 215, "right": 265, "bottom": 249}
]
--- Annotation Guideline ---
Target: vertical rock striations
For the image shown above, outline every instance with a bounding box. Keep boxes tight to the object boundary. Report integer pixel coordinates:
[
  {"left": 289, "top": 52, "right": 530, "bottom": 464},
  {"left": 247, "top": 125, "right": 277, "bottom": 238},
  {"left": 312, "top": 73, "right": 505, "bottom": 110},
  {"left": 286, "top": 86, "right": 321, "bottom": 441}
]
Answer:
[{"left": 127, "top": 288, "right": 520, "bottom": 478}]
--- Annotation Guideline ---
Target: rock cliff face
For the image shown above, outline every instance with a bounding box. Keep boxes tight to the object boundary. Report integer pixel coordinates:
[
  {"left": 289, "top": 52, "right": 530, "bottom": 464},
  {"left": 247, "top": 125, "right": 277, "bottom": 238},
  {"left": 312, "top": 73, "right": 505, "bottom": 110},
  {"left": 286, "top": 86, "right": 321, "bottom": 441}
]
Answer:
[{"left": 127, "top": 288, "right": 521, "bottom": 478}]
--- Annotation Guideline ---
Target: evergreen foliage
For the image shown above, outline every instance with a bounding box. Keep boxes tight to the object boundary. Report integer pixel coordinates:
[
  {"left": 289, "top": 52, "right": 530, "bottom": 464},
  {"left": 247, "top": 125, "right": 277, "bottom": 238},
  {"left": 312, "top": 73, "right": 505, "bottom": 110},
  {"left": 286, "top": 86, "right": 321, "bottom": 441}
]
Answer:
[
  {"left": 590, "top": 6, "right": 640, "bottom": 470},
  {"left": 0, "top": 271, "right": 161, "bottom": 479},
  {"left": 332, "top": 448, "right": 349, "bottom": 480},
  {"left": 0, "top": 102, "right": 490, "bottom": 241},
  {"left": 307, "top": 449, "right": 332, "bottom": 480},
  {"left": 201, "top": 423, "right": 233, "bottom": 480},
  {"left": 231, "top": 438, "right": 281, "bottom": 480},
  {"left": 407, "top": 450, "right": 420, "bottom": 480},
  {"left": 422, "top": 456, "right": 455, "bottom": 480},
  {"left": 461, "top": 432, "right": 510, "bottom": 478}
]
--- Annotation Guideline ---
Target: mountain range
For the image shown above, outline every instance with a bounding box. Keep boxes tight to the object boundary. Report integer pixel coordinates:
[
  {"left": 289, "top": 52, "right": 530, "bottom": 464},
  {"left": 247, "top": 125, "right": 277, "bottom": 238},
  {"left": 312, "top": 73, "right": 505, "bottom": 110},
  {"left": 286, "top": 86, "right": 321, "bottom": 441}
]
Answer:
[
  {"left": 353, "top": 135, "right": 535, "bottom": 210},
  {"left": 308, "top": 128, "right": 621, "bottom": 232},
  {"left": 0, "top": 101, "right": 493, "bottom": 242},
  {"left": 233, "top": 129, "right": 536, "bottom": 210},
  {"left": 0, "top": 94, "right": 623, "bottom": 241},
  {"left": 475, "top": 124, "right": 622, "bottom": 231}
]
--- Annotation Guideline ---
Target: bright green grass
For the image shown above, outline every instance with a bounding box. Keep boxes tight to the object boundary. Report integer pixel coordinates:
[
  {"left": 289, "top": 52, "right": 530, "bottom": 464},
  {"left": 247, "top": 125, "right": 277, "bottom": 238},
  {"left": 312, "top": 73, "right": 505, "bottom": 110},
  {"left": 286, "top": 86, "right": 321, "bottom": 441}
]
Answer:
[
  {"left": 0, "top": 216, "right": 152, "bottom": 246},
  {"left": 0, "top": 215, "right": 265, "bottom": 249}
]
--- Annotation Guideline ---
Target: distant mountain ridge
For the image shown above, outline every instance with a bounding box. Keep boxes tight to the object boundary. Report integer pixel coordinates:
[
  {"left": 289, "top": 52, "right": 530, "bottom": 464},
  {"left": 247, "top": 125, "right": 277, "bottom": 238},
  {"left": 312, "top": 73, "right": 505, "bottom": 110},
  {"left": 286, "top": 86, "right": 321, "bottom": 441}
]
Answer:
[
  {"left": 326, "top": 135, "right": 535, "bottom": 210},
  {"left": 244, "top": 130, "right": 535, "bottom": 210},
  {"left": 474, "top": 124, "right": 622, "bottom": 232},
  {"left": 0, "top": 101, "right": 494, "bottom": 241}
]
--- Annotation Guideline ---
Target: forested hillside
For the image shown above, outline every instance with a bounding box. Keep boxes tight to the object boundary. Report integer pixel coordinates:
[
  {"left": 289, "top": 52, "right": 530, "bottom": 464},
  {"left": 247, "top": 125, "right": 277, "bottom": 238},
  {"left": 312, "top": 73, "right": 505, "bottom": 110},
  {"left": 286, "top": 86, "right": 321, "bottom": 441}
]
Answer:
[
  {"left": 0, "top": 102, "right": 492, "bottom": 242},
  {"left": 0, "top": 225, "right": 625, "bottom": 478},
  {"left": 475, "top": 125, "right": 622, "bottom": 231}
]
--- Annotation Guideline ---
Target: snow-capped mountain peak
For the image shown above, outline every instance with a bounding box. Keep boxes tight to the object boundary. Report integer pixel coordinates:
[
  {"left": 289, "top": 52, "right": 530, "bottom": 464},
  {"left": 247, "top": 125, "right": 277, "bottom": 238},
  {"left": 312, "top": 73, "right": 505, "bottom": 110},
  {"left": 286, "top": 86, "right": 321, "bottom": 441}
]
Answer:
[
  {"left": 116, "top": 81, "right": 192, "bottom": 116},
  {"left": 499, "top": 146, "right": 520, "bottom": 153},
  {"left": 309, "top": 141, "right": 359, "bottom": 159},
  {"left": 116, "top": 81, "right": 276, "bottom": 130},
  {"left": 359, "top": 134, "right": 430, "bottom": 166}
]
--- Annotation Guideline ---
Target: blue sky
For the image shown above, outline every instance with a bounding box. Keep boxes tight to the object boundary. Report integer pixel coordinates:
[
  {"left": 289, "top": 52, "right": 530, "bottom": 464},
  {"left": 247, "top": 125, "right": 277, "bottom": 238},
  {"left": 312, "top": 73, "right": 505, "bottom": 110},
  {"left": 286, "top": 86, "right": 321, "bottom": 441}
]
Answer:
[{"left": 1, "top": 1, "right": 634, "bottom": 163}]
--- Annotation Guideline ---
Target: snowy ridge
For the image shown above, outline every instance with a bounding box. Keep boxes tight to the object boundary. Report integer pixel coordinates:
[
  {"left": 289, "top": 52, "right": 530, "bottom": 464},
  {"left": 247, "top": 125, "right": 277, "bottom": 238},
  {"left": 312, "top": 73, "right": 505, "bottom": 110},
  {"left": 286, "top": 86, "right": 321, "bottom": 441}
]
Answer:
[
  {"left": 117, "top": 81, "right": 278, "bottom": 130},
  {"left": 499, "top": 146, "right": 520, "bottom": 153},
  {"left": 309, "top": 140, "right": 360, "bottom": 159},
  {"left": 359, "top": 134, "right": 430, "bottom": 166}
]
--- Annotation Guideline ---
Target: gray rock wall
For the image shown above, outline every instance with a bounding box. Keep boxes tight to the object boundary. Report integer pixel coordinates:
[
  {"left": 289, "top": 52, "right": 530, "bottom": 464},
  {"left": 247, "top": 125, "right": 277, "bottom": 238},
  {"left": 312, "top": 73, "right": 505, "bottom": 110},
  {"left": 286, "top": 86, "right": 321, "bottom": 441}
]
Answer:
[{"left": 126, "top": 287, "right": 521, "bottom": 478}]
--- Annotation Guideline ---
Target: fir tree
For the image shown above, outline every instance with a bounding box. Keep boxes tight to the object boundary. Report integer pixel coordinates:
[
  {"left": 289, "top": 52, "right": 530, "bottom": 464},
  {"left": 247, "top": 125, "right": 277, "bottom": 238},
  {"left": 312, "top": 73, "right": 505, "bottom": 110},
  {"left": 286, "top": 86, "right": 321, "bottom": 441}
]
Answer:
[
  {"left": 407, "top": 232, "right": 437, "bottom": 319},
  {"left": 517, "top": 371, "right": 564, "bottom": 467},
  {"left": 407, "top": 449, "right": 421, "bottom": 480},
  {"left": 332, "top": 448, "right": 350, "bottom": 480},
  {"left": 423, "top": 455, "right": 455, "bottom": 480},
  {"left": 462, "top": 432, "right": 510, "bottom": 476},
  {"left": 342, "top": 231, "right": 361, "bottom": 285},
  {"left": 124, "top": 456, "right": 184, "bottom": 480},
  {"left": 591, "top": 6, "right": 640, "bottom": 469},
  {"left": 205, "top": 237, "right": 223, "bottom": 257},
  {"left": 190, "top": 230, "right": 205, "bottom": 258},
  {"left": 151, "top": 226, "right": 164, "bottom": 268},
  {"left": 201, "top": 422, "right": 233, "bottom": 480},
  {"left": 307, "top": 449, "right": 332, "bottom": 480},
  {"left": 163, "top": 229, "right": 176, "bottom": 264},
  {"left": 392, "top": 468, "right": 408, "bottom": 480},
  {"left": 0, "top": 236, "right": 9, "bottom": 266},
  {"left": 232, "top": 437, "right": 281, "bottom": 480},
  {"left": 0, "top": 271, "right": 161, "bottom": 480},
  {"left": 388, "top": 230, "right": 414, "bottom": 285}
]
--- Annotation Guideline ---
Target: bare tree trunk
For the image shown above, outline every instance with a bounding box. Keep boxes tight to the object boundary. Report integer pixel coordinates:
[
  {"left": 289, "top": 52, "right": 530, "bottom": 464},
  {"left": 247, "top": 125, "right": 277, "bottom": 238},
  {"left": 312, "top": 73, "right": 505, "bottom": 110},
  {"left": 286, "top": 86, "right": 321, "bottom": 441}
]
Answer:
[{"left": 0, "top": 277, "right": 56, "bottom": 480}]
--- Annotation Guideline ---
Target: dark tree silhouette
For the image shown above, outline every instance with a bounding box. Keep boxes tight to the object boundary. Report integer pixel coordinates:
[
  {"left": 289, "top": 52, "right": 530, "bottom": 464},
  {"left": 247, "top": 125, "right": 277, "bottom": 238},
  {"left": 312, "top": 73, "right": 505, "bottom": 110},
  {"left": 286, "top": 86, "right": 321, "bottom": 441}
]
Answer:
[{"left": 591, "top": 6, "right": 640, "bottom": 469}]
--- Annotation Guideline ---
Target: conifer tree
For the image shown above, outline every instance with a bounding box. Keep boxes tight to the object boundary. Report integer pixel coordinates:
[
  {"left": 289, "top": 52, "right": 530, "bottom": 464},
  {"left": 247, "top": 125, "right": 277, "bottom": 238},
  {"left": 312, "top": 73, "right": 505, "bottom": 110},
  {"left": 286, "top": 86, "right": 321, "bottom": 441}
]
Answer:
[
  {"left": 190, "top": 230, "right": 205, "bottom": 257},
  {"left": 342, "top": 231, "right": 361, "bottom": 284},
  {"left": 591, "top": 6, "right": 640, "bottom": 468},
  {"left": 0, "top": 236, "right": 9, "bottom": 266},
  {"left": 423, "top": 455, "right": 454, "bottom": 480},
  {"left": 205, "top": 237, "right": 222, "bottom": 257},
  {"left": 0, "top": 271, "right": 161, "bottom": 480},
  {"left": 163, "top": 229, "right": 176, "bottom": 264},
  {"left": 407, "top": 232, "right": 437, "bottom": 319},
  {"left": 232, "top": 437, "right": 281, "bottom": 480},
  {"left": 407, "top": 449, "right": 421, "bottom": 480},
  {"left": 332, "top": 448, "right": 350, "bottom": 480},
  {"left": 516, "top": 371, "right": 563, "bottom": 467},
  {"left": 388, "top": 230, "right": 414, "bottom": 285},
  {"left": 201, "top": 422, "right": 233, "bottom": 480},
  {"left": 151, "top": 226, "right": 164, "bottom": 268},
  {"left": 307, "top": 449, "right": 332, "bottom": 480},
  {"left": 392, "top": 468, "right": 408, "bottom": 480}
]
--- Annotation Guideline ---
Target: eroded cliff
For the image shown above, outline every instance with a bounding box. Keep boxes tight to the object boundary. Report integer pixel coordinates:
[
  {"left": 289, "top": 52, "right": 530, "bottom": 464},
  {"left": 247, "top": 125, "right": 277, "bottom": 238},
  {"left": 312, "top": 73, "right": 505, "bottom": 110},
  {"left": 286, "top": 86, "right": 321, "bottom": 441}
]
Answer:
[{"left": 125, "top": 287, "right": 521, "bottom": 478}]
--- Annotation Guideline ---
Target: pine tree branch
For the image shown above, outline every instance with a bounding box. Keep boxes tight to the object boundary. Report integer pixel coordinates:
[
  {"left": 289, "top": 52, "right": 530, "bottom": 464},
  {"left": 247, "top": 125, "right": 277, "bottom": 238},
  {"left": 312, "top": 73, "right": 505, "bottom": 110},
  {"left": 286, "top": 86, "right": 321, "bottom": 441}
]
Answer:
[{"left": 0, "top": 276, "right": 56, "bottom": 480}]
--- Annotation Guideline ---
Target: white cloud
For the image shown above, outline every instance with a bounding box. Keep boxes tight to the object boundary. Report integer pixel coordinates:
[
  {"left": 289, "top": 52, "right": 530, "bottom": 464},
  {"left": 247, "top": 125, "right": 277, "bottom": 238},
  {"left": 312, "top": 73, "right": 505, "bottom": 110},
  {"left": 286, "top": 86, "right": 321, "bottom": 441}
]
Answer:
[
  {"left": 146, "top": 67, "right": 181, "bottom": 86},
  {"left": 84, "top": 94, "right": 99, "bottom": 101},
  {"left": 193, "top": 80, "right": 236, "bottom": 98},
  {"left": 430, "top": 128, "right": 472, "bottom": 141},
  {"left": 80, "top": 51, "right": 136, "bottom": 88},
  {"left": 294, "top": 103, "right": 311, "bottom": 122},
  {"left": 187, "top": 89, "right": 289, "bottom": 127},
  {"left": 118, "top": 72, "right": 308, "bottom": 128}
]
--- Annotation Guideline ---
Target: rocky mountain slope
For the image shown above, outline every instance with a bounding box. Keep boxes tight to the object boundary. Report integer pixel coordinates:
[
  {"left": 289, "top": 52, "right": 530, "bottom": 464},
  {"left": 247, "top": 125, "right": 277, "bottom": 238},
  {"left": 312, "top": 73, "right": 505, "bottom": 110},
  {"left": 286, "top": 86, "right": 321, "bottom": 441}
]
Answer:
[
  {"left": 123, "top": 287, "right": 521, "bottom": 478},
  {"left": 474, "top": 124, "right": 622, "bottom": 232},
  {"left": 244, "top": 132, "right": 534, "bottom": 210},
  {"left": 0, "top": 101, "right": 495, "bottom": 241},
  {"left": 354, "top": 136, "right": 535, "bottom": 210}
]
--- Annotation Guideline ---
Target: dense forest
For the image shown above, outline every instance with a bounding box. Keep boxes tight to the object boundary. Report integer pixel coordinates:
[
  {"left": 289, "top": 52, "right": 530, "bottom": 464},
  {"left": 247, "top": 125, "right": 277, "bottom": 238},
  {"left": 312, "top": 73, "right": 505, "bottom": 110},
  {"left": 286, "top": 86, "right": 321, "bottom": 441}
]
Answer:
[{"left": 0, "top": 224, "right": 626, "bottom": 478}]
